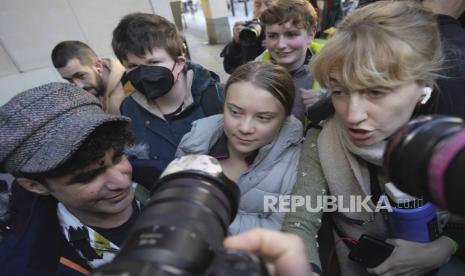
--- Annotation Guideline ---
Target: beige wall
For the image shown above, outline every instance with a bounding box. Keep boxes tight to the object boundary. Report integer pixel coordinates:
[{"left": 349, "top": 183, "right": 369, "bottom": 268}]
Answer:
[{"left": 0, "top": 0, "right": 155, "bottom": 105}]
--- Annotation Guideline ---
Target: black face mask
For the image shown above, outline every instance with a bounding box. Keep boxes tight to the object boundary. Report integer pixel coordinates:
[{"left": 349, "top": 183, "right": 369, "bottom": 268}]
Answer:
[{"left": 126, "top": 64, "right": 175, "bottom": 101}]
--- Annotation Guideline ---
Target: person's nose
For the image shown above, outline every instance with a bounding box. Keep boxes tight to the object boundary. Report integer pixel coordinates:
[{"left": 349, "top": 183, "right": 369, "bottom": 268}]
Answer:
[
  {"left": 238, "top": 117, "right": 256, "bottom": 135},
  {"left": 277, "top": 36, "right": 287, "bottom": 49},
  {"left": 345, "top": 94, "right": 368, "bottom": 126},
  {"left": 105, "top": 157, "right": 133, "bottom": 190}
]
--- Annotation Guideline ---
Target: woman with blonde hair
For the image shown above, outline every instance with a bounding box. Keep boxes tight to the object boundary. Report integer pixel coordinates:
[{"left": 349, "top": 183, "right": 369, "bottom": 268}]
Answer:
[{"left": 282, "top": 1, "right": 458, "bottom": 275}]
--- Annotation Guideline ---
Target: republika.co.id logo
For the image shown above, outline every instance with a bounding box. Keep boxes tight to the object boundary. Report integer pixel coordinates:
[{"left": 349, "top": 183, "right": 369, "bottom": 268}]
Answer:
[{"left": 263, "top": 195, "right": 407, "bottom": 213}]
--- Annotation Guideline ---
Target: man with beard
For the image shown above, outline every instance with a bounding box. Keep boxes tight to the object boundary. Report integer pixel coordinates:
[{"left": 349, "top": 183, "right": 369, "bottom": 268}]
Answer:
[{"left": 51, "top": 41, "right": 131, "bottom": 114}]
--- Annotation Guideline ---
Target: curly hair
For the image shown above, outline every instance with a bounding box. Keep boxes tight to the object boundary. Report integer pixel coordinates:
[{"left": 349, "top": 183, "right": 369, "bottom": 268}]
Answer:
[{"left": 17, "top": 122, "right": 133, "bottom": 183}]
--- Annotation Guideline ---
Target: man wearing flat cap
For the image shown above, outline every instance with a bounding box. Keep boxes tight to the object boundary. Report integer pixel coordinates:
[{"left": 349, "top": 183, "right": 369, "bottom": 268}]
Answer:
[{"left": 0, "top": 83, "right": 139, "bottom": 275}]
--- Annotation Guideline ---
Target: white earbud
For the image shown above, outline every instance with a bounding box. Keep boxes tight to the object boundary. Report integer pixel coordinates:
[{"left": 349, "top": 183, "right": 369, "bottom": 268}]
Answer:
[{"left": 420, "top": 87, "right": 432, "bottom": 104}]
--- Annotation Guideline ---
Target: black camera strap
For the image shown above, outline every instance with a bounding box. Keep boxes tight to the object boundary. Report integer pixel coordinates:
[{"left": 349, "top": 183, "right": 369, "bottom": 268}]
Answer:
[{"left": 368, "top": 163, "right": 382, "bottom": 205}]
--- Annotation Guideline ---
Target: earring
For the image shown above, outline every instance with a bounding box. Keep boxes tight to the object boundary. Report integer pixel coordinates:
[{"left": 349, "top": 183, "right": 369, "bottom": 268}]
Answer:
[{"left": 420, "top": 87, "right": 432, "bottom": 104}]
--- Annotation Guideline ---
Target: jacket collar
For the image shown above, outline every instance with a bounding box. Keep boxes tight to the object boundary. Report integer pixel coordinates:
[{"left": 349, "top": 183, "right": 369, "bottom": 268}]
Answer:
[
  {"left": 178, "top": 114, "right": 303, "bottom": 167},
  {"left": 209, "top": 132, "right": 258, "bottom": 165},
  {"left": 289, "top": 48, "right": 312, "bottom": 77},
  {"left": 103, "top": 58, "right": 125, "bottom": 95},
  {"left": 437, "top": 14, "right": 460, "bottom": 26},
  {"left": 24, "top": 195, "right": 91, "bottom": 272}
]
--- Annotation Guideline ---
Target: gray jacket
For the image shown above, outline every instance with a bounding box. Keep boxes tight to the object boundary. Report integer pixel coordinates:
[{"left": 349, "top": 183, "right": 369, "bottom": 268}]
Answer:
[{"left": 176, "top": 114, "right": 303, "bottom": 234}]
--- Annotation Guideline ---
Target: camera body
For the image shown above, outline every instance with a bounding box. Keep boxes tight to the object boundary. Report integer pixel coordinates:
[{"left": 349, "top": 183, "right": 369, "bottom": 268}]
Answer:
[
  {"left": 239, "top": 19, "right": 263, "bottom": 46},
  {"left": 93, "top": 155, "right": 267, "bottom": 276}
]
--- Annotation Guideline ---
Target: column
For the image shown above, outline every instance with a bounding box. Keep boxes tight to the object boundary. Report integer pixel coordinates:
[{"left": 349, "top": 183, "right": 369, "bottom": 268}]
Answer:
[
  {"left": 200, "top": 0, "right": 231, "bottom": 44},
  {"left": 151, "top": 0, "right": 183, "bottom": 30}
]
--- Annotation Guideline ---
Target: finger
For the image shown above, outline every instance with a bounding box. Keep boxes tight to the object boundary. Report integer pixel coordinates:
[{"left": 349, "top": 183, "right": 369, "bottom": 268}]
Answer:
[
  {"left": 301, "top": 90, "right": 321, "bottom": 100},
  {"left": 224, "top": 229, "right": 311, "bottom": 276},
  {"left": 369, "top": 266, "right": 400, "bottom": 276},
  {"left": 379, "top": 271, "right": 395, "bottom": 276},
  {"left": 385, "top": 239, "right": 399, "bottom": 246},
  {"left": 402, "top": 266, "right": 431, "bottom": 276},
  {"left": 234, "top": 21, "right": 245, "bottom": 27},
  {"left": 367, "top": 258, "right": 393, "bottom": 276},
  {"left": 301, "top": 96, "right": 319, "bottom": 104},
  {"left": 303, "top": 97, "right": 320, "bottom": 107},
  {"left": 302, "top": 96, "right": 320, "bottom": 103},
  {"left": 301, "top": 93, "right": 318, "bottom": 100}
]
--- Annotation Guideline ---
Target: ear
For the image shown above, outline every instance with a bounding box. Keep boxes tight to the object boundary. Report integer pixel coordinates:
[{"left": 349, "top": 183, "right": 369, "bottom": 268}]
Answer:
[
  {"left": 173, "top": 56, "right": 186, "bottom": 74},
  {"left": 419, "top": 86, "right": 433, "bottom": 105},
  {"left": 175, "top": 56, "right": 186, "bottom": 67},
  {"left": 306, "top": 28, "right": 316, "bottom": 43},
  {"left": 94, "top": 59, "right": 104, "bottom": 75},
  {"left": 16, "top": 177, "right": 51, "bottom": 196}
]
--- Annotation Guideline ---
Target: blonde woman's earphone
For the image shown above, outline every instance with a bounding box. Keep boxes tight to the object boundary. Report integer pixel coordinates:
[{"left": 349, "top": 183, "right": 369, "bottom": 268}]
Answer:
[{"left": 420, "top": 87, "right": 433, "bottom": 104}]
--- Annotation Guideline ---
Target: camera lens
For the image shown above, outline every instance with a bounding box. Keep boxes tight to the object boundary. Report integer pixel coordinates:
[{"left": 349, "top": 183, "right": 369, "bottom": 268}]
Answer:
[
  {"left": 384, "top": 116, "right": 463, "bottom": 198},
  {"left": 384, "top": 115, "right": 465, "bottom": 214},
  {"left": 239, "top": 21, "right": 262, "bottom": 45},
  {"left": 94, "top": 155, "right": 241, "bottom": 275},
  {"left": 428, "top": 128, "right": 465, "bottom": 212}
]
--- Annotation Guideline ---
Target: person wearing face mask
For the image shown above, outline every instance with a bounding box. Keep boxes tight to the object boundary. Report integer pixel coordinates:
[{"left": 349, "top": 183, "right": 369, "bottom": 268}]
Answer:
[
  {"left": 111, "top": 13, "right": 224, "bottom": 183},
  {"left": 176, "top": 62, "right": 303, "bottom": 235},
  {"left": 282, "top": 2, "right": 462, "bottom": 275}
]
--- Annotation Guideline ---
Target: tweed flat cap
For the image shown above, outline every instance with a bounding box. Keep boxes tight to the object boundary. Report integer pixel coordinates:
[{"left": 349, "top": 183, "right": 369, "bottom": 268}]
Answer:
[{"left": 0, "top": 82, "right": 130, "bottom": 174}]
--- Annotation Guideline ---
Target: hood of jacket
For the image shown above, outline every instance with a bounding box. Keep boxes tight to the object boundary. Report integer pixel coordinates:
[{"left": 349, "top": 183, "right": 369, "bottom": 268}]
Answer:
[{"left": 176, "top": 114, "right": 303, "bottom": 168}]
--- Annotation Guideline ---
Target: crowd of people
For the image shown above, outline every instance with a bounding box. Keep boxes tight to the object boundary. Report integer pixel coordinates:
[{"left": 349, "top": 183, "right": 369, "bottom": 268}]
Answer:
[{"left": 1, "top": 0, "right": 465, "bottom": 275}]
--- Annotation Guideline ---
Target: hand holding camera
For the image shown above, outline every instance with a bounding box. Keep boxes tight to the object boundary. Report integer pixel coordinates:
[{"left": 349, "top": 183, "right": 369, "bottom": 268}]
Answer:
[
  {"left": 232, "top": 21, "right": 247, "bottom": 44},
  {"left": 231, "top": 19, "right": 263, "bottom": 46}
]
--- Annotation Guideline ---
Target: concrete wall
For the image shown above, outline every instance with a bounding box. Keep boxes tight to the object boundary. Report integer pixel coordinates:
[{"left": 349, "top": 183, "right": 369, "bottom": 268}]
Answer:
[
  {"left": 0, "top": 0, "right": 154, "bottom": 105},
  {"left": 0, "top": 0, "right": 227, "bottom": 105},
  {"left": 201, "top": 0, "right": 230, "bottom": 44}
]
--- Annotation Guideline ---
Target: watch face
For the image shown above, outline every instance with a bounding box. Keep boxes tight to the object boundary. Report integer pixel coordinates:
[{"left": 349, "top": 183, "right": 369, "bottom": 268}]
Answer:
[{"left": 160, "top": 155, "right": 223, "bottom": 179}]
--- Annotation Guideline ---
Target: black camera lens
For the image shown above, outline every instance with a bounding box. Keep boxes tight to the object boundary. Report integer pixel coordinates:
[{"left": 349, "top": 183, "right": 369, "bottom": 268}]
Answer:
[
  {"left": 384, "top": 115, "right": 465, "bottom": 215},
  {"left": 428, "top": 128, "right": 465, "bottom": 213},
  {"left": 93, "top": 155, "right": 242, "bottom": 275},
  {"left": 239, "top": 20, "right": 263, "bottom": 45}
]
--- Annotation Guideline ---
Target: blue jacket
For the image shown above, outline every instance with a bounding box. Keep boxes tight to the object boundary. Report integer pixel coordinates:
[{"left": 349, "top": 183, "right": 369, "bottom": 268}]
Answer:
[
  {"left": 121, "top": 61, "right": 224, "bottom": 176},
  {"left": 0, "top": 188, "right": 91, "bottom": 275}
]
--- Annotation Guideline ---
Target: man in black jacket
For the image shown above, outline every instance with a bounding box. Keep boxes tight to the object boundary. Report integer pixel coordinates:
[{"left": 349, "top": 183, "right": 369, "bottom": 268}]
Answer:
[{"left": 220, "top": 0, "right": 275, "bottom": 74}]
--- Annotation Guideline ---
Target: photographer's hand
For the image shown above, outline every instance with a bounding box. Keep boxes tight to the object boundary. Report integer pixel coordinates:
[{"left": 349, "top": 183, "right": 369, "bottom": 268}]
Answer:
[
  {"left": 233, "top": 21, "right": 246, "bottom": 43},
  {"left": 224, "top": 229, "right": 314, "bottom": 276},
  {"left": 367, "top": 237, "right": 454, "bottom": 276}
]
